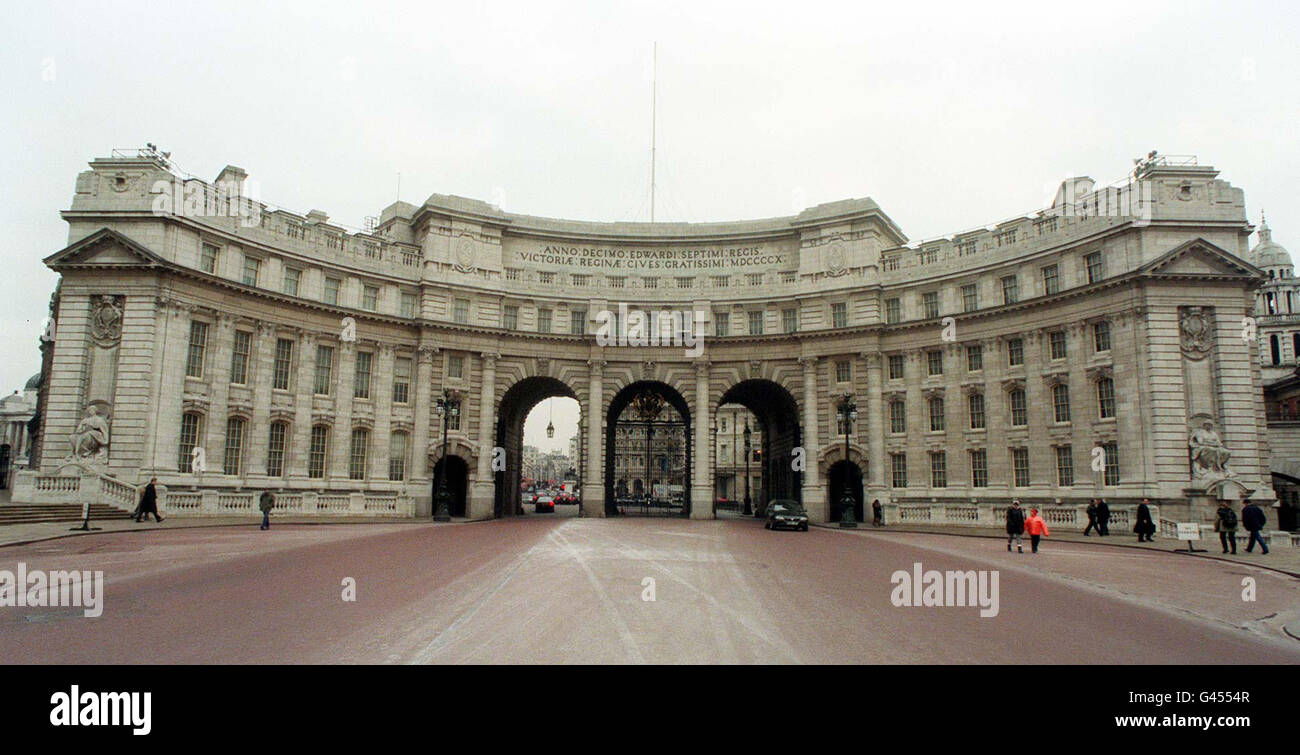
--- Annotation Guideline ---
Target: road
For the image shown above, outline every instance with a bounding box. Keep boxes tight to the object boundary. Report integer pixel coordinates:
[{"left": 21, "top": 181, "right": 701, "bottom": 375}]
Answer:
[{"left": 2, "top": 511, "right": 1299, "bottom": 664}]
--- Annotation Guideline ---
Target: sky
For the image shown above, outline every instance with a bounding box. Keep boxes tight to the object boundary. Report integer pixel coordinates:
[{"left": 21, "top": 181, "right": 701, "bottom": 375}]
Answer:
[{"left": 1, "top": 0, "right": 1296, "bottom": 451}]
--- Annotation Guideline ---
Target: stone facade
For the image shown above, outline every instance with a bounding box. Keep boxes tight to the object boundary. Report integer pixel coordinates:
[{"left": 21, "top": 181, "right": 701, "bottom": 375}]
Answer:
[{"left": 14, "top": 149, "right": 1275, "bottom": 525}]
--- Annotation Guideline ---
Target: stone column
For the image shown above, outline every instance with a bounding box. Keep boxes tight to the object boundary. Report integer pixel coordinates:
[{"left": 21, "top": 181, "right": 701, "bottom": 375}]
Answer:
[
  {"left": 411, "top": 345, "right": 437, "bottom": 483},
  {"left": 468, "top": 352, "right": 498, "bottom": 519},
  {"left": 583, "top": 359, "right": 605, "bottom": 517},
  {"left": 800, "top": 356, "right": 825, "bottom": 521},
  {"left": 691, "top": 360, "right": 713, "bottom": 519},
  {"left": 862, "top": 351, "right": 886, "bottom": 504},
  {"left": 248, "top": 320, "right": 277, "bottom": 478},
  {"left": 205, "top": 311, "right": 235, "bottom": 476},
  {"left": 288, "top": 330, "right": 316, "bottom": 480},
  {"left": 329, "top": 341, "right": 357, "bottom": 483},
  {"left": 143, "top": 296, "right": 190, "bottom": 478},
  {"left": 370, "top": 344, "right": 395, "bottom": 482}
]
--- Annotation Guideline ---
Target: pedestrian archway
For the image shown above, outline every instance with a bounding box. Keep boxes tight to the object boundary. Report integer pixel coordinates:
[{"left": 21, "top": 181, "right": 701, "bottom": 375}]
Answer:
[
  {"left": 827, "top": 459, "right": 864, "bottom": 523},
  {"left": 716, "top": 379, "right": 802, "bottom": 517},
  {"left": 605, "top": 381, "right": 691, "bottom": 517},
  {"left": 495, "top": 376, "right": 580, "bottom": 518}
]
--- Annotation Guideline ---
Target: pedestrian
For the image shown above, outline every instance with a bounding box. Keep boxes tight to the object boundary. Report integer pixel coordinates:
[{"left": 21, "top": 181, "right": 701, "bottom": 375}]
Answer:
[
  {"left": 1024, "top": 507, "right": 1050, "bottom": 553},
  {"left": 134, "top": 477, "right": 163, "bottom": 523},
  {"left": 872, "top": 499, "right": 883, "bottom": 527},
  {"left": 1096, "top": 498, "right": 1111, "bottom": 536},
  {"left": 1134, "top": 498, "right": 1156, "bottom": 542},
  {"left": 1005, "top": 499, "right": 1025, "bottom": 553},
  {"left": 1083, "top": 499, "right": 1099, "bottom": 536},
  {"left": 1214, "top": 500, "right": 1238, "bottom": 555},
  {"left": 1241, "top": 500, "right": 1269, "bottom": 555},
  {"left": 259, "top": 489, "right": 276, "bottom": 531}
]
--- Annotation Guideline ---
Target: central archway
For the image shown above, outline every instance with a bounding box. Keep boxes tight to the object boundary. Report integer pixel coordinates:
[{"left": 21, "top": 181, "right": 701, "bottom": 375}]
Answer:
[
  {"left": 717, "top": 379, "right": 802, "bottom": 517},
  {"left": 605, "top": 380, "right": 692, "bottom": 517},
  {"left": 495, "top": 376, "right": 579, "bottom": 518}
]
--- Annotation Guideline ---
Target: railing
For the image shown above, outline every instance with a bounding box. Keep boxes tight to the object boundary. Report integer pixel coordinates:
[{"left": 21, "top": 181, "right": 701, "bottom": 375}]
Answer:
[
  {"left": 167, "top": 493, "right": 202, "bottom": 512},
  {"left": 217, "top": 494, "right": 254, "bottom": 512},
  {"left": 944, "top": 505, "right": 979, "bottom": 523},
  {"left": 275, "top": 494, "right": 305, "bottom": 513},
  {"left": 897, "top": 505, "right": 932, "bottom": 522},
  {"left": 35, "top": 475, "right": 80, "bottom": 493},
  {"left": 100, "top": 476, "right": 138, "bottom": 508},
  {"left": 316, "top": 495, "right": 350, "bottom": 513},
  {"left": 363, "top": 496, "right": 398, "bottom": 513}
]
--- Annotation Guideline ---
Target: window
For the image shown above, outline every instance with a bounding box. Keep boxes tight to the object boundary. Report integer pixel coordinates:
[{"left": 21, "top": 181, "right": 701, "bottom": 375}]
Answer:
[
  {"left": 1007, "top": 337, "right": 1024, "bottom": 366},
  {"left": 314, "top": 345, "right": 334, "bottom": 395},
  {"left": 835, "top": 361, "right": 851, "bottom": 383},
  {"left": 354, "top": 351, "right": 372, "bottom": 399},
  {"left": 323, "top": 277, "right": 341, "bottom": 305},
  {"left": 267, "top": 422, "right": 288, "bottom": 477},
  {"left": 505, "top": 268, "right": 521, "bottom": 282},
  {"left": 538, "top": 308, "right": 553, "bottom": 333},
  {"left": 570, "top": 309, "right": 586, "bottom": 334},
  {"left": 1011, "top": 448, "right": 1030, "bottom": 487},
  {"left": 186, "top": 321, "right": 209, "bottom": 378},
  {"left": 1001, "top": 275, "right": 1019, "bottom": 304},
  {"left": 930, "top": 452, "right": 947, "bottom": 488},
  {"left": 230, "top": 330, "right": 251, "bottom": 385},
  {"left": 956, "top": 239, "right": 977, "bottom": 256},
  {"left": 831, "top": 302, "right": 848, "bottom": 328},
  {"left": 962, "top": 284, "right": 978, "bottom": 312},
  {"left": 389, "top": 431, "right": 408, "bottom": 481},
  {"left": 966, "top": 344, "right": 983, "bottom": 372},
  {"left": 922, "top": 291, "right": 940, "bottom": 319},
  {"left": 888, "top": 354, "right": 905, "bottom": 380},
  {"left": 1009, "top": 389, "right": 1027, "bottom": 426},
  {"left": 885, "top": 298, "right": 901, "bottom": 324},
  {"left": 1042, "top": 264, "right": 1060, "bottom": 295},
  {"left": 453, "top": 299, "right": 470, "bottom": 324},
  {"left": 675, "top": 277, "right": 694, "bottom": 289},
  {"left": 968, "top": 393, "right": 986, "bottom": 429},
  {"left": 400, "top": 292, "right": 417, "bottom": 318},
  {"left": 223, "top": 417, "right": 246, "bottom": 475},
  {"left": 970, "top": 450, "right": 988, "bottom": 488},
  {"left": 995, "top": 229, "right": 1017, "bottom": 246},
  {"left": 349, "top": 428, "right": 369, "bottom": 480},
  {"left": 1102, "top": 442, "right": 1120, "bottom": 485},
  {"left": 308, "top": 426, "right": 329, "bottom": 479},
  {"left": 889, "top": 400, "right": 906, "bottom": 433},
  {"left": 1093, "top": 321, "right": 1111, "bottom": 352},
  {"left": 539, "top": 271, "right": 555, "bottom": 284},
  {"left": 1049, "top": 330, "right": 1068, "bottom": 360},
  {"left": 643, "top": 277, "right": 658, "bottom": 289},
  {"left": 573, "top": 274, "right": 591, "bottom": 287},
  {"left": 928, "top": 397, "right": 945, "bottom": 432},
  {"left": 393, "top": 357, "right": 411, "bottom": 404},
  {"left": 891, "top": 453, "right": 908, "bottom": 488},
  {"left": 1097, "top": 377, "right": 1116, "bottom": 418},
  {"left": 748, "top": 311, "right": 764, "bottom": 335},
  {"left": 709, "top": 275, "right": 728, "bottom": 288},
  {"left": 927, "top": 350, "right": 943, "bottom": 376},
  {"left": 273, "top": 337, "right": 294, "bottom": 391},
  {"left": 1052, "top": 384, "right": 1071, "bottom": 422},
  {"left": 282, "top": 267, "right": 301, "bottom": 296},
  {"left": 782, "top": 308, "right": 798, "bottom": 334},
  {"left": 200, "top": 243, "right": 219, "bottom": 274},
  {"left": 1056, "top": 445, "right": 1074, "bottom": 486},
  {"left": 715, "top": 312, "right": 729, "bottom": 337},
  {"left": 610, "top": 276, "right": 627, "bottom": 288},
  {"left": 242, "top": 256, "right": 261, "bottom": 286},
  {"left": 362, "top": 285, "right": 379, "bottom": 312},
  {"left": 1085, "top": 252, "right": 1105, "bottom": 283},
  {"left": 502, "top": 305, "right": 519, "bottom": 330},
  {"left": 747, "top": 273, "right": 763, "bottom": 286},
  {"left": 447, "top": 354, "right": 464, "bottom": 379},
  {"left": 178, "top": 413, "right": 202, "bottom": 472}
]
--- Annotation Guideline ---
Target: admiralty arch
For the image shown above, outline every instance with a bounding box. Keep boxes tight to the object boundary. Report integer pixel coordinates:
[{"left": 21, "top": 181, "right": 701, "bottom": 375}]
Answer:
[{"left": 14, "top": 149, "right": 1276, "bottom": 527}]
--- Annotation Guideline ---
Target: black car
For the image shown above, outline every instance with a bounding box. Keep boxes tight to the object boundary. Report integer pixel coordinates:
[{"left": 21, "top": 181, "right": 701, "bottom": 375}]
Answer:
[{"left": 765, "top": 499, "right": 809, "bottom": 531}]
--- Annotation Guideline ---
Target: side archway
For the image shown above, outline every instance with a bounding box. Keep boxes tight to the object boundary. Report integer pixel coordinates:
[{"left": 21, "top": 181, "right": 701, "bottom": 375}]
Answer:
[{"left": 717, "top": 379, "right": 802, "bottom": 517}]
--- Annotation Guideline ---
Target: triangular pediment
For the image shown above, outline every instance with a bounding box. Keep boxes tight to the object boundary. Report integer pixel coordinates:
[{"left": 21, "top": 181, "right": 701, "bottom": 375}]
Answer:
[
  {"left": 44, "top": 228, "right": 167, "bottom": 270},
  {"left": 1138, "top": 238, "right": 1263, "bottom": 279}
]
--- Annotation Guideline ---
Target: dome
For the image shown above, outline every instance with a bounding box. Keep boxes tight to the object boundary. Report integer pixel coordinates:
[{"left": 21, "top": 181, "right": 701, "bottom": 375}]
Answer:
[
  {"left": 1252, "top": 215, "right": 1293, "bottom": 270},
  {"left": 23, "top": 372, "right": 41, "bottom": 391}
]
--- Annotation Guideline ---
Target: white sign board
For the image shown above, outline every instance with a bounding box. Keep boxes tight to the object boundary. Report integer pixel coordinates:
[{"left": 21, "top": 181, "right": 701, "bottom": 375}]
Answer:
[{"left": 1176, "top": 522, "right": 1201, "bottom": 541}]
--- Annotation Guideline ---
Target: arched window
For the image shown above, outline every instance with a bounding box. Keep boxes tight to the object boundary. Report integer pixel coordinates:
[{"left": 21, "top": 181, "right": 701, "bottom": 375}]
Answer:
[
  {"left": 267, "top": 421, "right": 289, "bottom": 477},
  {"left": 178, "top": 412, "right": 204, "bottom": 472},
  {"left": 223, "top": 417, "right": 246, "bottom": 475},
  {"left": 308, "top": 425, "right": 329, "bottom": 479}
]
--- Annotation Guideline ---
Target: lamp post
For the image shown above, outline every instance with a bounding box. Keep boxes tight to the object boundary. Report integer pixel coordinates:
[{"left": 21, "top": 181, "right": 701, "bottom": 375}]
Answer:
[
  {"left": 577, "top": 415, "right": 585, "bottom": 516},
  {"left": 743, "top": 420, "right": 753, "bottom": 517},
  {"left": 838, "top": 392, "right": 858, "bottom": 528},
  {"left": 433, "top": 389, "right": 461, "bottom": 522}
]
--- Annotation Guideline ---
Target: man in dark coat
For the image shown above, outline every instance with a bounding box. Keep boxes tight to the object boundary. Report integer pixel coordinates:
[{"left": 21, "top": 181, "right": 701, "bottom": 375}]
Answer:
[
  {"left": 1006, "top": 500, "right": 1026, "bottom": 553},
  {"left": 259, "top": 490, "right": 276, "bottom": 531},
  {"left": 1096, "top": 499, "right": 1111, "bottom": 536},
  {"left": 871, "top": 499, "right": 883, "bottom": 527},
  {"left": 1134, "top": 498, "right": 1156, "bottom": 542},
  {"left": 134, "top": 477, "right": 163, "bottom": 523},
  {"left": 1241, "top": 501, "right": 1270, "bottom": 555},
  {"left": 1083, "top": 499, "right": 1099, "bottom": 536}
]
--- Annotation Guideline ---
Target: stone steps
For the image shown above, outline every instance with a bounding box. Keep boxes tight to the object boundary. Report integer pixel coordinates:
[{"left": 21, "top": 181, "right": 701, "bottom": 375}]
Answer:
[{"left": 0, "top": 503, "right": 131, "bottom": 525}]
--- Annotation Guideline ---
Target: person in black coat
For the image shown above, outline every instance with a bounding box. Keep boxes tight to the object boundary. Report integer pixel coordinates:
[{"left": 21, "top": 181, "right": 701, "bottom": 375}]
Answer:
[
  {"left": 1241, "top": 501, "right": 1270, "bottom": 555},
  {"left": 1096, "top": 499, "right": 1111, "bottom": 536},
  {"left": 1133, "top": 498, "right": 1156, "bottom": 542},
  {"left": 871, "top": 499, "right": 883, "bottom": 527},
  {"left": 1083, "top": 500, "right": 1099, "bottom": 536},
  {"left": 1006, "top": 500, "right": 1026, "bottom": 553},
  {"left": 134, "top": 477, "right": 163, "bottom": 523}
]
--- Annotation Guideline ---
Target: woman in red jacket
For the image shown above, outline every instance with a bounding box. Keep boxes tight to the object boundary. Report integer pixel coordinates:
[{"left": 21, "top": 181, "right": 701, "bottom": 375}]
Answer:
[{"left": 1024, "top": 508, "right": 1051, "bottom": 553}]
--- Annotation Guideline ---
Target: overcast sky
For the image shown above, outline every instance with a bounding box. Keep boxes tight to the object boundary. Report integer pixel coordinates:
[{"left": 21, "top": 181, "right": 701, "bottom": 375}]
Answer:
[{"left": 2, "top": 0, "right": 1296, "bottom": 451}]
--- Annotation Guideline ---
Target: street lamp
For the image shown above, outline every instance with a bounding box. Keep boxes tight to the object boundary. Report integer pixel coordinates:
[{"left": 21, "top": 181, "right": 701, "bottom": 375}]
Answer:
[
  {"left": 837, "top": 392, "right": 858, "bottom": 528},
  {"left": 433, "top": 388, "right": 462, "bottom": 522},
  {"left": 743, "top": 420, "right": 753, "bottom": 517}
]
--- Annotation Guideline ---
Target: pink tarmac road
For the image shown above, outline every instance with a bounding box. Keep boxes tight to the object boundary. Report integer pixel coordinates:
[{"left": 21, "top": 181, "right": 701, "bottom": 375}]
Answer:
[{"left": 1, "top": 515, "right": 1298, "bottom": 664}]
